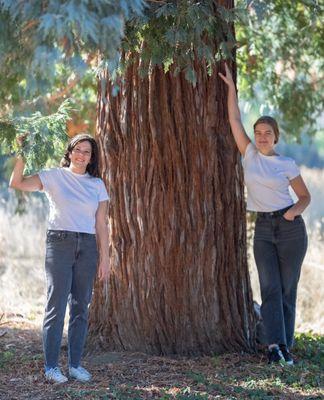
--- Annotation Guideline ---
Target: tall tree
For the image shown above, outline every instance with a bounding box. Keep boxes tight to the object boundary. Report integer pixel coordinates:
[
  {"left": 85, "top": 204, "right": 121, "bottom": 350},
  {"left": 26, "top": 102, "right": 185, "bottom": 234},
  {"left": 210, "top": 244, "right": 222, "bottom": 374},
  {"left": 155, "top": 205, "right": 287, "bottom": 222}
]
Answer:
[{"left": 88, "top": 0, "right": 255, "bottom": 354}]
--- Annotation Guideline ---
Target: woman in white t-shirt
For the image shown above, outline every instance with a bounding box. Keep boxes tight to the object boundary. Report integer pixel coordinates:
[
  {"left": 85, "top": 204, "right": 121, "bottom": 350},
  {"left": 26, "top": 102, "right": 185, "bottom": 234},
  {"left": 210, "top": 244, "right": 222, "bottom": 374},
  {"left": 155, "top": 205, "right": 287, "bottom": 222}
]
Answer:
[
  {"left": 9, "top": 133, "right": 109, "bottom": 383},
  {"left": 219, "top": 64, "right": 310, "bottom": 365}
]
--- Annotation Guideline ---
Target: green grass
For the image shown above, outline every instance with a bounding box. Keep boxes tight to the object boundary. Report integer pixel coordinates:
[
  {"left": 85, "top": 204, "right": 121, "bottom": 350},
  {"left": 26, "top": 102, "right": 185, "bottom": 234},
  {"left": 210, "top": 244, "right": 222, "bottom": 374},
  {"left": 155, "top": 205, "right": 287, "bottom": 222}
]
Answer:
[{"left": 0, "top": 349, "right": 16, "bottom": 369}]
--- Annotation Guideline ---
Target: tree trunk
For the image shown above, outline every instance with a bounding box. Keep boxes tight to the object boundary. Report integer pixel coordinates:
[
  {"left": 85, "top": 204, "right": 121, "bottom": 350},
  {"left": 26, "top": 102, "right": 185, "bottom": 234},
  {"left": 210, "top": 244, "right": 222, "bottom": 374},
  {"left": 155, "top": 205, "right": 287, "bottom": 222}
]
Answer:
[{"left": 89, "top": 4, "right": 256, "bottom": 355}]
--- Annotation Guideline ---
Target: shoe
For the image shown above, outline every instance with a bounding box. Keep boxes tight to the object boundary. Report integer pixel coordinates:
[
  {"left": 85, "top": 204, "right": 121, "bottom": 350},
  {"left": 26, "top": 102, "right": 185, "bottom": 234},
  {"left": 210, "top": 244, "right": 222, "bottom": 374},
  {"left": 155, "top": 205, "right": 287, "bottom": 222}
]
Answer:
[
  {"left": 69, "top": 366, "right": 92, "bottom": 382},
  {"left": 45, "top": 367, "right": 68, "bottom": 383},
  {"left": 267, "top": 346, "right": 285, "bottom": 365},
  {"left": 279, "top": 344, "right": 294, "bottom": 365}
]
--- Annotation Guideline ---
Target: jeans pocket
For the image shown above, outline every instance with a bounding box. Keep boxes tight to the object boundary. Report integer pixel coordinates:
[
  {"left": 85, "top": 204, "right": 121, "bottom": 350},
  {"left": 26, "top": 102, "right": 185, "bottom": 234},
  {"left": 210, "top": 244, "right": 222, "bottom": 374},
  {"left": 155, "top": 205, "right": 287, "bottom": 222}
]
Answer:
[
  {"left": 281, "top": 215, "right": 302, "bottom": 223},
  {"left": 46, "top": 231, "right": 67, "bottom": 243}
]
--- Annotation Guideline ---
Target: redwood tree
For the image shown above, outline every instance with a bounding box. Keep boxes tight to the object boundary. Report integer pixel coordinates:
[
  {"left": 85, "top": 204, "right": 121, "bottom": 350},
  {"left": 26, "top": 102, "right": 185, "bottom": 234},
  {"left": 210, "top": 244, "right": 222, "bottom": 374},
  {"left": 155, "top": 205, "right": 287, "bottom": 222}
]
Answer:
[{"left": 89, "top": 0, "right": 256, "bottom": 355}]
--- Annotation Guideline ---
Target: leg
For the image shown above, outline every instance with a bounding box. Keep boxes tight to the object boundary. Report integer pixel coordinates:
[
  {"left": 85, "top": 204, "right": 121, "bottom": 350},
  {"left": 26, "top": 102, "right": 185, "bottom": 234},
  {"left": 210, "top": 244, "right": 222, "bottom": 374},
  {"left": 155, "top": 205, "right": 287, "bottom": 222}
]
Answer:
[
  {"left": 68, "top": 235, "right": 98, "bottom": 368},
  {"left": 277, "top": 217, "right": 308, "bottom": 348},
  {"left": 43, "top": 233, "right": 75, "bottom": 369},
  {"left": 254, "top": 237, "right": 286, "bottom": 346}
]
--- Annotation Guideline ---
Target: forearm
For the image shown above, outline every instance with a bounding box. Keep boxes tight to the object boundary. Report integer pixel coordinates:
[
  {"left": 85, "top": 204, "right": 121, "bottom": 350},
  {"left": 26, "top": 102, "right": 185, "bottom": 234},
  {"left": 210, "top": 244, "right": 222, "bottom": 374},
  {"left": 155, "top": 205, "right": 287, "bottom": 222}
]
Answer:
[
  {"left": 290, "top": 195, "right": 311, "bottom": 216},
  {"left": 218, "top": 63, "right": 250, "bottom": 154},
  {"left": 96, "top": 221, "right": 110, "bottom": 281},
  {"left": 9, "top": 156, "right": 25, "bottom": 189},
  {"left": 96, "top": 223, "right": 109, "bottom": 263},
  {"left": 9, "top": 155, "right": 42, "bottom": 192},
  {"left": 226, "top": 86, "right": 250, "bottom": 154},
  {"left": 227, "top": 85, "right": 241, "bottom": 123}
]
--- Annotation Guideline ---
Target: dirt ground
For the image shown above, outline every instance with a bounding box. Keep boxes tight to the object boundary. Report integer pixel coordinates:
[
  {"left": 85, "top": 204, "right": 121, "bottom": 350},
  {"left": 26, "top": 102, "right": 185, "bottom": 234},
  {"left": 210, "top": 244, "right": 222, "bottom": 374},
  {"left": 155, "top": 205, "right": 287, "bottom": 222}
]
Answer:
[{"left": 0, "top": 314, "right": 323, "bottom": 400}]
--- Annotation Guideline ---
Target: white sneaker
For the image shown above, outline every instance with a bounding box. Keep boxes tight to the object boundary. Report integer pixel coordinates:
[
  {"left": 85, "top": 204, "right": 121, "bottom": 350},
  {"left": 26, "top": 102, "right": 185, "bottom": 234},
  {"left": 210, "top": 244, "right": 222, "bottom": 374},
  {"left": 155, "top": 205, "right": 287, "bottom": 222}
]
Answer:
[
  {"left": 69, "top": 366, "right": 92, "bottom": 382},
  {"left": 45, "top": 367, "right": 68, "bottom": 383}
]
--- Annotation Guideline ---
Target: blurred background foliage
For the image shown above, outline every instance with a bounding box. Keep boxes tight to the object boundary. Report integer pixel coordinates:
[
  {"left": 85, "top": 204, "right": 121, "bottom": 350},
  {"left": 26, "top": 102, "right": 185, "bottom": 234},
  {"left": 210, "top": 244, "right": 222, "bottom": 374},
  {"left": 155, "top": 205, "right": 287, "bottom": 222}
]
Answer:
[
  {"left": 0, "top": 0, "right": 323, "bottom": 177},
  {"left": 237, "top": 0, "right": 323, "bottom": 139}
]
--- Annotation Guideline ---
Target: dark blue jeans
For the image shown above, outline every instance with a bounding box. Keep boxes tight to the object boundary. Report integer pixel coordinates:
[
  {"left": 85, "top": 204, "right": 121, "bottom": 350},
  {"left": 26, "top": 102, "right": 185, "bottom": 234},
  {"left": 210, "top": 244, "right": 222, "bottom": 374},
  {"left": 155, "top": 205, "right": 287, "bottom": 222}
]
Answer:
[
  {"left": 43, "top": 230, "right": 98, "bottom": 370},
  {"left": 253, "top": 213, "right": 307, "bottom": 348}
]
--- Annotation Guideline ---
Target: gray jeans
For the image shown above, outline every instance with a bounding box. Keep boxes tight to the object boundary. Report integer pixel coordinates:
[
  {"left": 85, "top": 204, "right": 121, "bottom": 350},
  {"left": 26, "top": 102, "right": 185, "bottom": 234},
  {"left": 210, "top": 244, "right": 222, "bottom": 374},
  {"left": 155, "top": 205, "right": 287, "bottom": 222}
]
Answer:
[
  {"left": 43, "top": 230, "right": 98, "bottom": 370},
  {"left": 253, "top": 211, "right": 307, "bottom": 348}
]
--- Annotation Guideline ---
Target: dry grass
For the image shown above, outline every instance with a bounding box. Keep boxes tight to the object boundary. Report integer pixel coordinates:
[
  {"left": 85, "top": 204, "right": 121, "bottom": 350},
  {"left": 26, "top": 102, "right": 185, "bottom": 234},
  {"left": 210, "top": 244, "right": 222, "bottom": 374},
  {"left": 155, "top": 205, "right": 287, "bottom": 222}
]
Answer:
[{"left": 0, "top": 192, "right": 47, "bottom": 320}]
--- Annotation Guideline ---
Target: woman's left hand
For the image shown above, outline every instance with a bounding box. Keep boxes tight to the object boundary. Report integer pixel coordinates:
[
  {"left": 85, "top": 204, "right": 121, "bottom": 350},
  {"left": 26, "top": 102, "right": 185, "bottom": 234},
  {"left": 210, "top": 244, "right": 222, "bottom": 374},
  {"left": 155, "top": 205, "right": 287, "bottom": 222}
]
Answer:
[
  {"left": 283, "top": 209, "right": 296, "bottom": 221},
  {"left": 98, "top": 259, "right": 110, "bottom": 281}
]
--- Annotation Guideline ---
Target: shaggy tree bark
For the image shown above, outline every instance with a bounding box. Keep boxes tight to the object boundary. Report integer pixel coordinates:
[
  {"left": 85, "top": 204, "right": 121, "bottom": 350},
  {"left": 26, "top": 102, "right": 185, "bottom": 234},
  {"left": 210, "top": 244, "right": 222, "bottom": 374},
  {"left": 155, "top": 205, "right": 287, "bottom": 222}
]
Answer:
[
  {"left": 89, "top": 2, "right": 256, "bottom": 355},
  {"left": 89, "top": 59, "right": 256, "bottom": 355}
]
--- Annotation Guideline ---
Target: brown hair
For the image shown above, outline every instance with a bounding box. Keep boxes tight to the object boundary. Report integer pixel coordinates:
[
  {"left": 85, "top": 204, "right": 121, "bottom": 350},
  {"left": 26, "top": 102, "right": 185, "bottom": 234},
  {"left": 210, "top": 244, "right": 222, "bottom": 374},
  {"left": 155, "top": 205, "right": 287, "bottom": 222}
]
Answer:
[
  {"left": 253, "top": 116, "right": 280, "bottom": 144},
  {"left": 60, "top": 133, "right": 100, "bottom": 177}
]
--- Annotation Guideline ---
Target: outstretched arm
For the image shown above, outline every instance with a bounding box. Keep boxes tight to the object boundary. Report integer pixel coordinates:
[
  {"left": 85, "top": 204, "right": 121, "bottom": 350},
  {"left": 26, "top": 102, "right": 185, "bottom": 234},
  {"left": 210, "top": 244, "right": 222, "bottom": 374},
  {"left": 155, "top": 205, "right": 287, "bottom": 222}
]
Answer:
[
  {"left": 9, "top": 156, "right": 42, "bottom": 192},
  {"left": 218, "top": 63, "right": 251, "bottom": 156}
]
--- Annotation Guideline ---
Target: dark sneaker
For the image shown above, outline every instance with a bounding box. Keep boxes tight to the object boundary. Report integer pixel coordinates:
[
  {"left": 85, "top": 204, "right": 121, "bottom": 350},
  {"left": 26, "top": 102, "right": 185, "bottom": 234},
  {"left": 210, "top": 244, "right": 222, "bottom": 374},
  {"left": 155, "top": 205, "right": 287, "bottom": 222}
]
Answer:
[
  {"left": 267, "top": 346, "right": 285, "bottom": 365},
  {"left": 279, "top": 344, "right": 294, "bottom": 365}
]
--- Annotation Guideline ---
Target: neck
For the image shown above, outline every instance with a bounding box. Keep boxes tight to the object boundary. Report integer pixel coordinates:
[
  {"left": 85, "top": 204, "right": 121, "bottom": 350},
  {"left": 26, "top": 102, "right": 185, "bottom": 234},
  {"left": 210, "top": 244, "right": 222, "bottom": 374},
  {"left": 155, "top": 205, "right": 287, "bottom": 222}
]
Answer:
[
  {"left": 259, "top": 148, "right": 276, "bottom": 156},
  {"left": 68, "top": 165, "right": 87, "bottom": 175}
]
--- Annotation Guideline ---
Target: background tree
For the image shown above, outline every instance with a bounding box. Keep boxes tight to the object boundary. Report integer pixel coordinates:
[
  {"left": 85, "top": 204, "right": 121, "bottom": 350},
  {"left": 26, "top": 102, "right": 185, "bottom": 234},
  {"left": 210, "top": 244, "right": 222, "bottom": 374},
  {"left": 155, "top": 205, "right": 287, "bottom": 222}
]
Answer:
[{"left": 0, "top": 0, "right": 322, "bottom": 354}]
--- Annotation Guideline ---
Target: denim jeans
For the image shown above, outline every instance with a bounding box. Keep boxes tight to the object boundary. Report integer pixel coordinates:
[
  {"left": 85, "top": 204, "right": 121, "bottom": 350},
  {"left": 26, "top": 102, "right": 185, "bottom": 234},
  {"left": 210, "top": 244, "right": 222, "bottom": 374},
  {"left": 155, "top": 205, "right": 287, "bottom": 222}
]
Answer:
[
  {"left": 43, "top": 230, "right": 98, "bottom": 370},
  {"left": 253, "top": 212, "right": 307, "bottom": 348}
]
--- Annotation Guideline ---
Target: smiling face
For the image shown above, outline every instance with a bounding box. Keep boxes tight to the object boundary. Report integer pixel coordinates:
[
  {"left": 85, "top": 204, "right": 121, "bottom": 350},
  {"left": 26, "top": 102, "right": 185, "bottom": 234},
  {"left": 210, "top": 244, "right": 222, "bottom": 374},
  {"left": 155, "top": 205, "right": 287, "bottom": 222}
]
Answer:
[
  {"left": 254, "top": 123, "right": 277, "bottom": 155},
  {"left": 68, "top": 140, "right": 92, "bottom": 173}
]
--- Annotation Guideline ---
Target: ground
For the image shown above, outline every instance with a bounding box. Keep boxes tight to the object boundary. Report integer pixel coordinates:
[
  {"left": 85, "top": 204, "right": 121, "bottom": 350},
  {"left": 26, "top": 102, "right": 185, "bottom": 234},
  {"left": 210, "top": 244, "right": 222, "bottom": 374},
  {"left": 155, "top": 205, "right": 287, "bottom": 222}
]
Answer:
[{"left": 0, "top": 315, "right": 323, "bottom": 400}]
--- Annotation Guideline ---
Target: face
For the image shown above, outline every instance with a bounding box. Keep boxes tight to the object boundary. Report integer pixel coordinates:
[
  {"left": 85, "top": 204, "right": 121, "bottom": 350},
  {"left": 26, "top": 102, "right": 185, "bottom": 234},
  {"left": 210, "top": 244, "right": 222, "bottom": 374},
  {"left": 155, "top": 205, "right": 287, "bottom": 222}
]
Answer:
[
  {"left": 254, "top": 123, "right": 277, "bottom": 154},
  {"left": 69, "top": 140, "right": 92, "bottom": 171}
]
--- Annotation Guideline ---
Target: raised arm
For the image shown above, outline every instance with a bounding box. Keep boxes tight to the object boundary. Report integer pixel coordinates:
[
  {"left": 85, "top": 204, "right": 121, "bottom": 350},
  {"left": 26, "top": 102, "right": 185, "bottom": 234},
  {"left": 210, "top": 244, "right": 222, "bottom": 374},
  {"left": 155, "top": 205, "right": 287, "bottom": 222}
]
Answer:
[
  {"left": 9, "top": 156, "right": 43, "bottom": 192},
  {"left": 218, "top": 63, "right": 251, "bottom": 156}
]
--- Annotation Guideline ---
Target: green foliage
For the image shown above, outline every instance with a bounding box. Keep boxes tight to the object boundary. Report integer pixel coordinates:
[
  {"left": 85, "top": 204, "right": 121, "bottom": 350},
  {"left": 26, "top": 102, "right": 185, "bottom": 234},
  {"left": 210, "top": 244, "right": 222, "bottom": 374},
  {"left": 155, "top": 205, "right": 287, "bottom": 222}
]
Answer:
[
  {"left": 0, "top": 0, "right": 323, "bottom": 169},
  {"left": 236, "top": 0, "right": 324, "bottom": 139},
  {"left": 294, "top": 332, "right": 324, "bottom": 365},
  {"left": 0, "top": 0, "right": 145, "bottom": 99},
  {"left": 0, "top": 0, "right": 145, "bottom": 172},
  {"left": 0, "top": 99, "right": 74, "bottom": 174},
  {"left": 119, "top": 1, "right": 244, "bottom": 84}
]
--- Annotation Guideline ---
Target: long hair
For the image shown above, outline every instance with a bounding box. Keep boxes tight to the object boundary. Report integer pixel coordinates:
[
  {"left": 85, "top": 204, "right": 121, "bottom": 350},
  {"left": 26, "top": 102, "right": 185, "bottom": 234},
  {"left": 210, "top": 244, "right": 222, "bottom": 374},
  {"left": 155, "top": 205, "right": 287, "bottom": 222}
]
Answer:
[
  {"left": 60, "top": 133, "right": 100, "bottom": 177},
  {"left": 253, "top": 116, "right": 280, "bottom": 144}
]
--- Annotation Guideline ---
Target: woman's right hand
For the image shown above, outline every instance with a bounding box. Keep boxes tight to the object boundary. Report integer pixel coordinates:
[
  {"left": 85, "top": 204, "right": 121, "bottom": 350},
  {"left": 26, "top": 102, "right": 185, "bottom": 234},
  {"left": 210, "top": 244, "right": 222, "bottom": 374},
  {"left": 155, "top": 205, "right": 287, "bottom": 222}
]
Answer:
[
  {"left": 218, "top": 63, "right": 235, "bottom": 89},
  {"left": 16, "top": 133, "right": 28, "bottom": 149}
]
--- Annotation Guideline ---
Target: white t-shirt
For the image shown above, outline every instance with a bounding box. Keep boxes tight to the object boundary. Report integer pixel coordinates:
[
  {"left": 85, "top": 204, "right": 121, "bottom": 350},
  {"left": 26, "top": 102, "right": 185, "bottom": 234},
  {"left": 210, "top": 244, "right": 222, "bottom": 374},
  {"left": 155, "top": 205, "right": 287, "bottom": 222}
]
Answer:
[
  {"left": 38, "top": 167, "right": 109, "bottom": 234},
  {"left": 242, "top": 142, "right": 300, "bottom": 212}
]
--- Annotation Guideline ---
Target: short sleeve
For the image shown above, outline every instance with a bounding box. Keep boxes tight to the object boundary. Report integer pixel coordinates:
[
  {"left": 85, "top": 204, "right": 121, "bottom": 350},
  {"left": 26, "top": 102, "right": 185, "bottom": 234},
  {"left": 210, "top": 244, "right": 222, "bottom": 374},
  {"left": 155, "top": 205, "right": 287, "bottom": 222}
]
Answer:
[
  {"left": 242, "top": 142, "right": 256, "bottom": 162},
  {"left": 98, "top": 179, "right": 109, "bottom": 202},
  {"left": 287, "top": 160, "right": 300, "bottom": 181},
  {"left": 38, "top": 168, "right": 58, "bottom": 192}
]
